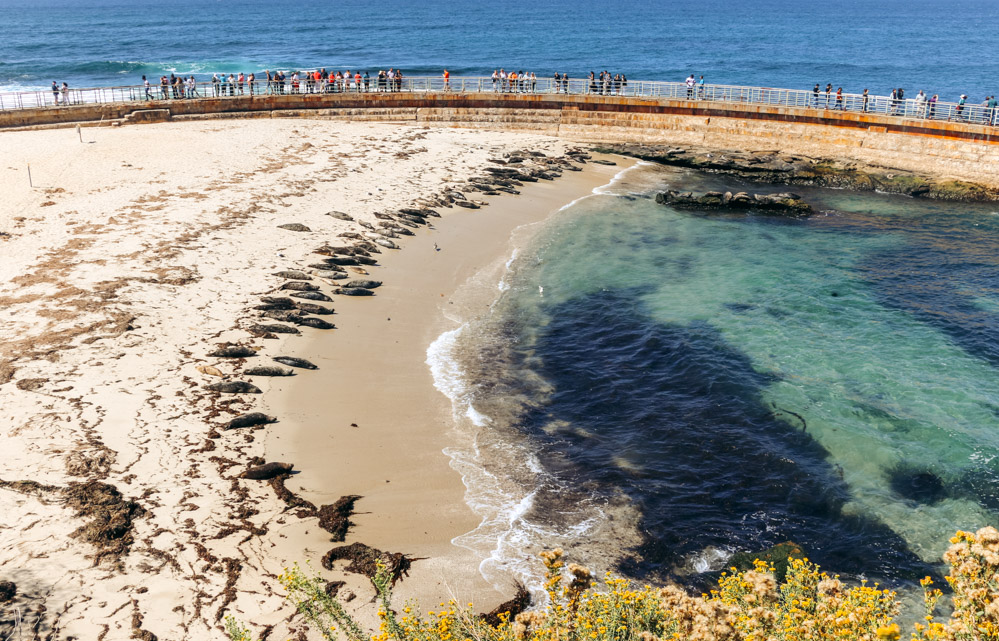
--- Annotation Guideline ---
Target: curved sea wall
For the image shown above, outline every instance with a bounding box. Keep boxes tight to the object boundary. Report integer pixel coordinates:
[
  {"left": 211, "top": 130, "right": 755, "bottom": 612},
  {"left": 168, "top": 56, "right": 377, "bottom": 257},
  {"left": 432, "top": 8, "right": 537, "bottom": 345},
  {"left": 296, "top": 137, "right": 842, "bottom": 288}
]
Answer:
[{"left": 3, "top": 91, "right": 998, "bottom": 187}]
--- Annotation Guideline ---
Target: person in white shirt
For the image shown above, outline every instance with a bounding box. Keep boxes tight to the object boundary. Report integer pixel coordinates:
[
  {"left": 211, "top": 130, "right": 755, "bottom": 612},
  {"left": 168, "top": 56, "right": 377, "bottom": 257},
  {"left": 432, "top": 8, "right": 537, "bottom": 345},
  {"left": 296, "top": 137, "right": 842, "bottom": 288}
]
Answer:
[{"left": 686, "top": 74, "right": 695, "bottom": 99}]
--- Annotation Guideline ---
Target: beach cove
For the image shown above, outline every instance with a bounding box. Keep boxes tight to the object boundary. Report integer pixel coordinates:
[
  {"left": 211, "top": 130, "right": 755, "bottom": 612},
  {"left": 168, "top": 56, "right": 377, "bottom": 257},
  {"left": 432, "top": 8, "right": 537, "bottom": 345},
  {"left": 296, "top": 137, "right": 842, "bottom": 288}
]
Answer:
[{"left": 0, "top": 118, "right": 620, "bottom": 639}]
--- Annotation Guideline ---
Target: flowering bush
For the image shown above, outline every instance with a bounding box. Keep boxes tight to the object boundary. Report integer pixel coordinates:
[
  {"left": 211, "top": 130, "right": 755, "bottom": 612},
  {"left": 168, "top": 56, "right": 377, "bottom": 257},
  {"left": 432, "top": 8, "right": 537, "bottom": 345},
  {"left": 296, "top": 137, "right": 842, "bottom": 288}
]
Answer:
[{"left": 226, "top": 528, "right": 999, "bottom": 641}]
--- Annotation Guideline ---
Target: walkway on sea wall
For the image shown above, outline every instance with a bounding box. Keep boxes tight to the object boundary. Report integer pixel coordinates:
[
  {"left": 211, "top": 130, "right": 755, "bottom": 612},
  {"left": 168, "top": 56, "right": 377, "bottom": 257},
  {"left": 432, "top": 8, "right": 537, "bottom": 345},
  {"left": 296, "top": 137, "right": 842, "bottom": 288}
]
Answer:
[{"left": 3, "top": 89, "right": 998, "bottom": 187}]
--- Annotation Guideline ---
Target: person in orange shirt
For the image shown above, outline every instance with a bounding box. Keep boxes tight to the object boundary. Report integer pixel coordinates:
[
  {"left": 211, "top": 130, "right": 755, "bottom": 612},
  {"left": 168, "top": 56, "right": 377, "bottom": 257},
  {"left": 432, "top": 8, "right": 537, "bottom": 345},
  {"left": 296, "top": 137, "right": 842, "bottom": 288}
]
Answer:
[
  {"left": 443, "top": 68, "right": 450, "bottom": 91},
  {"left": 509, "top": 70, "right": 517, "bottom": 93}
]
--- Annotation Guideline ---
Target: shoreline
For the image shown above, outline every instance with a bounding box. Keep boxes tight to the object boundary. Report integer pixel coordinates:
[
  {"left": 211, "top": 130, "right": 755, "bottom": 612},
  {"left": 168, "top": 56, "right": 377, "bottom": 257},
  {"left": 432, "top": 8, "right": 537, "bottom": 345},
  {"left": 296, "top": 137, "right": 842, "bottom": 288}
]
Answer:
[
  {"left": 263, "top": 156, "right": 630, "bottom": 616},
  {"left": 0, "top": 118, "right": 610, "bottom": 639}
]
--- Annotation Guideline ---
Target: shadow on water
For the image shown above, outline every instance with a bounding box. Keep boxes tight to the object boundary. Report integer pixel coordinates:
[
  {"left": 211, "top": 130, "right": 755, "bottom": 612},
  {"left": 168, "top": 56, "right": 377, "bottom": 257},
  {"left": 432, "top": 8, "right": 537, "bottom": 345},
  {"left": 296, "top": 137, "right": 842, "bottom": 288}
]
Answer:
[{"left": 512, "top": 287, "right": 936, "bottom": 589}]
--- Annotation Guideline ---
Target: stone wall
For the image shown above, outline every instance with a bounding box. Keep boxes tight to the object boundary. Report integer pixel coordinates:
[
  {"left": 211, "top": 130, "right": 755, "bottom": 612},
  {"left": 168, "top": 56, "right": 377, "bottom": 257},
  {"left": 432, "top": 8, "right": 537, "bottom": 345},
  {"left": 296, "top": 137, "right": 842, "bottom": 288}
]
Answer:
[{"left": 3, "top": 92, "right": 998, "bottom": 186}]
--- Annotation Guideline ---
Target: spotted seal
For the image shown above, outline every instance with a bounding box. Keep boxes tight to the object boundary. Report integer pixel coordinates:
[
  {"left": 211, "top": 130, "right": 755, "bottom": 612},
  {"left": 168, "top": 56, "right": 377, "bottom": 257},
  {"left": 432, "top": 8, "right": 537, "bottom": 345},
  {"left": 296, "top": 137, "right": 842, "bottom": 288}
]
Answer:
[
  {"left": 208, "top": 345, "right": 257, "bottom": 358},
  {"left": 224, "top": 412, "right": 277, "bottom": 430},
  {"left": 244, "top": 366, "right": 295, "bottom": 376},
  {"left": 273, "top": 356, "right": 318, "bottom": 370},
  {"left": 204, "top": 381, "right": 262, "bottom": 393}
]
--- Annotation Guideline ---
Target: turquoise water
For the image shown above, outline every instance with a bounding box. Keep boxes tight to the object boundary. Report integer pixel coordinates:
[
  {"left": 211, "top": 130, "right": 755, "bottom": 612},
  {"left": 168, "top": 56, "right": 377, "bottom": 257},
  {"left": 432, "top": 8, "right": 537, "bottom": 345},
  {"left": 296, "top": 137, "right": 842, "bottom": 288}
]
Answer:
[{"left": 441, "top": 163, "right": 999, "bottom": 594}]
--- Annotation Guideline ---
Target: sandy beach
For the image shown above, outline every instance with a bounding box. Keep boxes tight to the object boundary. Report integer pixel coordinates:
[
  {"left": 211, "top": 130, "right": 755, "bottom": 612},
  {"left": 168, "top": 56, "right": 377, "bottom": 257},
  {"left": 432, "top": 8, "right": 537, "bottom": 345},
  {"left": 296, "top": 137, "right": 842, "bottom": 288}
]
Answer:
[{"left": 0, "top": 117, "right": 619, "bottom": 640}]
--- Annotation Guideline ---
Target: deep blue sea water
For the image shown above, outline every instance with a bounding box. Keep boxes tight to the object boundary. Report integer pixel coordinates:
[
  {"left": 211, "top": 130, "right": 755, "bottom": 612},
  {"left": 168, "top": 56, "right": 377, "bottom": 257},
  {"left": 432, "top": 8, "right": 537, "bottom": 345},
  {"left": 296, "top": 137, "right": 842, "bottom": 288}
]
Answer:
[{"left": 1, "top": 0, "right": 998, "bottom": 100}]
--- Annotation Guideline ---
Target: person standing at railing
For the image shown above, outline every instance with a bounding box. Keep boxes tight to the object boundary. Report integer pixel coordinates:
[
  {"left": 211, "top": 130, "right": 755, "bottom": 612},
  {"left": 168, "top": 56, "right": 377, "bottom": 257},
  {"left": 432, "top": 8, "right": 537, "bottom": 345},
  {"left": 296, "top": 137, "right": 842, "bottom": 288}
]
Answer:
[
  {"left": 531, "top": 72, "right": 537, "bottom": 93},
  {"left": 987, "top": 95, "right": 997, "bottom": 125},
  {"left": 697, "top": 75, "right": 705, "bottom": 99},
  {"left": 955, "top": 94, "right": 967, "bottom": 120},
  {"left": 363, "top": 71, "right": 369, "bottom": 92},
  {"left": 834, "top": 87, "right": 843, "bottom": 110},
  {"left": 187, "top": 76, "right": 198, "bottom": 98},
  {"left": 824, "top": 83, "right": 832, "bottom": 108},
  {"left": 51, "top": 81, "right": 60, "bottom": 106},
  {"left": 248, "top": 72, "right": 255, "bottom": 96},
  {"left": 812, "top": 83, "right": 819, "bottom": 107},
  {"left": 588, "top": 72, "right": 595, "bottom": 94},
  {"left": 443, "top": 69, "right": 450, "bottom": 91},
  {"left": 142, "top": 75, "right": 152, "bottom": 100},
  {"left": 161, "top": 76, "right": 169, "bottom": 100},
  {"left": 928, "top": 94, "right": 938, "bottom": 119},
  {"left": 561, "top": 73, "right": 569, "bottom": 94},
  {"left": 686, "top": 74, "right": 695, "bottom": 99},
  {"left": 861, "top": 88, "right": 869, "bottom": 112},
  {"left": 238, "top": 73, "right": 245, "bottom": 95},
  {"left": 915, "top": 90, "right": 927, "bottom": 117},
  {"left": 61, "top": 82, "right": 69, "bottom": 105}
]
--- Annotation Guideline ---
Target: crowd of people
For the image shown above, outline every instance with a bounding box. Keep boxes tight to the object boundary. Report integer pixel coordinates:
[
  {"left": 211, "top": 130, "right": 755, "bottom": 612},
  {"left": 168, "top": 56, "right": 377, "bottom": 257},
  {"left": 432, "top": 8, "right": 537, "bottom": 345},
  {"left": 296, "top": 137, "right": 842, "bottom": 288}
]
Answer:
[
  {"left": 805, "top": 82, "right": 999, "bottom": 124},
  {"left": 38, "top": 68, "right": 998, "bottom": 125},
  {"left": 141, "top": 68, "right": 411, "bottom": 100}
]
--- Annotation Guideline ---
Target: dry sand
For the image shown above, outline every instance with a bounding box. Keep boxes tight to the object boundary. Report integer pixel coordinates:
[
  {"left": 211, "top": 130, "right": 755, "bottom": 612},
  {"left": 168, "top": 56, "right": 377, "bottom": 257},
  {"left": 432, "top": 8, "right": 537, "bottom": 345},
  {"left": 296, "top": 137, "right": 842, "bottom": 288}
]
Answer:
[{"left": 0, "top": 117, "right": 619, "bottom": 640}]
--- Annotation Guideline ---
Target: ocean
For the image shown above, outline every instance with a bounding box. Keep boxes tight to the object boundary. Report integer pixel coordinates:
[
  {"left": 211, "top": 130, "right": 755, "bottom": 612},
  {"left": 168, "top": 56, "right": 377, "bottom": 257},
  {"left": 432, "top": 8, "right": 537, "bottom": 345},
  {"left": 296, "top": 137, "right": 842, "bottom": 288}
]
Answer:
[
  {"left": 6, "top": 0, "right": 999, "bottom": 604},
  {"left": 431, "top": 164, "right": 999, "bottom": 602},
  {"left": 1, "top": 0, "right": 998, "bottom": 101}
]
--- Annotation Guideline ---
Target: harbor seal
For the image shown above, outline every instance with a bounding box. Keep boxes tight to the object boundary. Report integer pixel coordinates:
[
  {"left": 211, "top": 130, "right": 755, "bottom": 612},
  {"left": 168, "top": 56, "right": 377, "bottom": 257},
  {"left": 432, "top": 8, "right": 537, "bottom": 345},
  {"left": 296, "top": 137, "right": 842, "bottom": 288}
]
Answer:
[
  {"left": 224, "top": 412, "right": 277, "bottom": 430},
  {"left": 208, "top": 345, "right": 257, "bottom": 358},
  {"left": 292, "top": 301, "right": 334, "bottom": 315},
  {"left": 244, "top": 366, "right": 295, "bottom": 376},
  {"left": 251, "top": 323, "right": 301, "bottom": 335},
  {"left": 296, "top": 317, "right": 336, "bottom": 330},
  {"left": 261, "top": 310, "right": 304, "bottom": 322},
  {"left": 345, "top": 279, "right": 382, "bottom": 289},
  {"left": 277, "top": 223, "right": 311, "bottom": 232},
  {"left": 312, "top": 269, "right": 348, "bottom": 280},
  {"left": 272, "top": 270, "right": 312, "bottom": 280},
  {"left": 273, "top": 356, "right": 318, "bottom": 370},
  {"left": 242, "top": 462, "right": 293, "bottom": 480},
  {"left": 335, "top": 287, "right": 374, "bottom": 297},
  {"left": 290, "top": 291, "right": 333, "bottom": 302},
  {"left": 204, "top": 381, "right": 262, "bottom": 394},
  {"left": 279, "top": 281, "right": 320, "bottom": 292}
]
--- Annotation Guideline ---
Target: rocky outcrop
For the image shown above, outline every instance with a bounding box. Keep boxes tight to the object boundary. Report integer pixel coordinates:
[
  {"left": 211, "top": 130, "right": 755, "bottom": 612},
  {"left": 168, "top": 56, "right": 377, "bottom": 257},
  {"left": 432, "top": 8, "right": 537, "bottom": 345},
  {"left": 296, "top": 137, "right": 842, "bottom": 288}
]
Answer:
[
  {"left": 598, "top": 144, "right": 999, "bottom": 202},
  {"left": 655, "top": 189, "right": 812, "bottom": 217}
]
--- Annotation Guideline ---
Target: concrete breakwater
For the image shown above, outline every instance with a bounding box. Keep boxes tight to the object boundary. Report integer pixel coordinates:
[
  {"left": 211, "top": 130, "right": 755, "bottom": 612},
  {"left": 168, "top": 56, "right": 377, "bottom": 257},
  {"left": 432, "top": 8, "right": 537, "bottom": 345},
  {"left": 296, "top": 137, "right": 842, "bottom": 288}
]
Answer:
[{"left": 3, "top": 91, "right": 999, "bottom": 189}]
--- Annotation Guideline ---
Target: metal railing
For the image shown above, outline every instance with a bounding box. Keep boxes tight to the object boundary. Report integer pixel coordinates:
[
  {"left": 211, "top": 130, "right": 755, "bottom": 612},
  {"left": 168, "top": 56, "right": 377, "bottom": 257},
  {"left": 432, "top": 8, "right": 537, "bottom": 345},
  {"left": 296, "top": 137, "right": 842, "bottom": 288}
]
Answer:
[{"left": 2, "top": 76, "right": 996, "bottom": 128}]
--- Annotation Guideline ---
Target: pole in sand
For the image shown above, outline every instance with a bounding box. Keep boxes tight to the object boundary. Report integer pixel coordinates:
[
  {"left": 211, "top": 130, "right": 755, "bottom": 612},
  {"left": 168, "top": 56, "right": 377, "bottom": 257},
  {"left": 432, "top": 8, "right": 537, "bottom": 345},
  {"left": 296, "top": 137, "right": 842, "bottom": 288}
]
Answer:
[
  {"left": 27, "top": 163, "right": 33, "bottom": 188},
  {"left": 76, "top": 124, "right": 82, "bottom": 143}
]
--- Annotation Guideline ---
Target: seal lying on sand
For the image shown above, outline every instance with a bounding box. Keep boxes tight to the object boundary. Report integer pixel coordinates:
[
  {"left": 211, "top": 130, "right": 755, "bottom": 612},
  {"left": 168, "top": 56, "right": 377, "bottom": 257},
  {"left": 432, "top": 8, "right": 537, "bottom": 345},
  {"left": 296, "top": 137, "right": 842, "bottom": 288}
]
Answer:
[
  {"left": 345, "top": 279, "right": 382, "bottom": 289},
  {"left": 251, "top": 323, "right": 301, "bottom": 335},
  {"left": 273, "top": 270, "right": 311, "bottom": 280},
  {"left": 273, "top": 356, "right": 318, "bottom": 370},
  {"left": 280, "top": 282, "right": 320, "bottom": 292},
  {"left": 292, "top": 301, "right": 333, "bottom": 315},
  {"left": 291, "top": 291, "right": 333, "bottom": 302},
  {"left": 224, "top": 412, "right": 277, "bottom": 430},
  {"left": 335, "top": 287, "right": 375, "bottom": 297},
  {"left": 244, "top": 366, "right": 295, "bottom": 376},
  {"left": 242, "top": 462, "right": 294, "bottom": 479},
  {"left": 208, "top": 345, "right": 257, "bottom": 358},
  {"left": 204, "top": 381, "right": 262, "bottom": 393},
  {"left": 297, "top": 317, "right": 335, "bottom": 330}
]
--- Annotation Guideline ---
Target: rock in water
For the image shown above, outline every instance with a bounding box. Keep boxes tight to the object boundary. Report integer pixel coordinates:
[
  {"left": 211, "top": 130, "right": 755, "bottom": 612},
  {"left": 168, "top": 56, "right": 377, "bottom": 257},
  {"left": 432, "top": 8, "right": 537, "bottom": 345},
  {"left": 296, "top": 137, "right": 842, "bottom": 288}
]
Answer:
[
  {"left": 204, "top": 381, "right": 262, "bottom": 394},
  {"left": 345, "top": 279, "right": 382, "bottom": 289},
  {"left": 242, "top": 462, "right": 293, "bottom": 480},
  {"left": 278, "top": 223, "right": 311, "bottom": 232},
  {"left": 273, "top": 356, "right": 318, "bottom": 369},
  {"left": 224, "top": 412, "right": 277, "bottom": 430},
  {"left": 0, "top": 581, "right": 16, "bottom": 603},
  {"left": 208, "top": 345, "right": 257, "bottom": 358},
  {"left": 244, "top": 366, "right": 295, "bottom": 376},
  {"left": 291, "top": 291, "right": 333, "bottom": 302},
  {"left": 655, "top": 189, "right": 812, "bottom": 217},
  {"left": 297, "top": 317, "right": 336, "bottom": 330},
  {"left": 272, "top": 270, "right": 312, "bottom": 280},
  {"left": 251, "top": 323, "right": 301, "bottom": 335}
]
